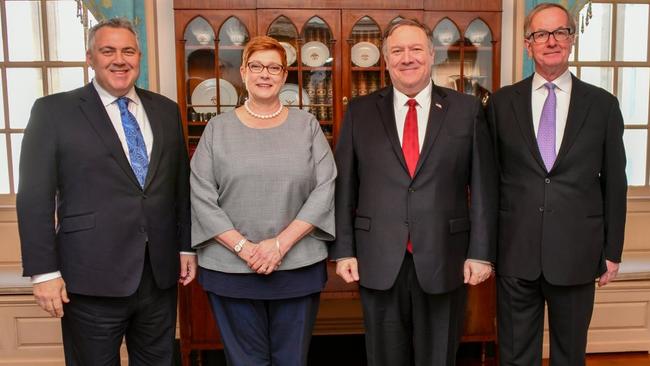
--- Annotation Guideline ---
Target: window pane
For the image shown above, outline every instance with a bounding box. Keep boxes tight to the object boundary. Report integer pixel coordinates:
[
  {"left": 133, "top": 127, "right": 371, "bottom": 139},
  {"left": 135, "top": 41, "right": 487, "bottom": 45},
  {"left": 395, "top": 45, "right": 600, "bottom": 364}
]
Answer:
[
  {"left": 623, "top": 130, "right": 647, "bottom": 186},
  {"left": 7, "top": 68, "right": 43, "bottom": 129},
  {"left": 615, "top": 4, "right": 649, "bottom": 62},
  {"left": 6, "top": 1, "right": 44, "bottom": 61},
  {"left": 11, "top": 134, "right": 23, "bottom": 192},
  {"left": 48, "top": 67, "right": 84, "bottom": 94},
  {"left": 0, "top": 8, "right": 4, "bottom": 62},
  {"left": 578, "top": 3, "right": 612, "bottom": 61},
  {"left": 580, "top": 67, "right": 613, "bottom": 94},
  {"left": 0, "top": 138, "right": 9, "bottom": 194},
  {"left": 617, "top": 68, "right": 649, "bottom": 126},
  {"left": 47, "top": 0, "right": 86, "bottom": 61},
  {"left": 0, "top": 69, "right": 4, "bottom": 129}
]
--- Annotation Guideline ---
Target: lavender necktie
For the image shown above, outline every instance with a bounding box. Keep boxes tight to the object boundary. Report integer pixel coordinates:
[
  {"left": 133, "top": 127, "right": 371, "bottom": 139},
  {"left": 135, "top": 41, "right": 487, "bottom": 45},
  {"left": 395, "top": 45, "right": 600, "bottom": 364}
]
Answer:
[{"left": 538, "top": 82, "right": 557, "bottom": 171}]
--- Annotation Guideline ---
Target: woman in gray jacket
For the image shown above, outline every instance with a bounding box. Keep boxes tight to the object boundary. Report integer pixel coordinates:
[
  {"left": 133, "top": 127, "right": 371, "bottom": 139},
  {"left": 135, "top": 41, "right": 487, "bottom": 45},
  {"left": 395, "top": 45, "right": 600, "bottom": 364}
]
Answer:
[{"left": 190, "top": 35, "right": 336, "bottom": 366}]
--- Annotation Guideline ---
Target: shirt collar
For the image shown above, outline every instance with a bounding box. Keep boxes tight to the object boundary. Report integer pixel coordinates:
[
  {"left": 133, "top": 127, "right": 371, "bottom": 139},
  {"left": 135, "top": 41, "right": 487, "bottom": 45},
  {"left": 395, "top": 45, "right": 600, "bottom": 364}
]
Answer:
[
  {"left": 393, "top": 80, "right": 432, "bottom": 108},
  {"left": 532, "top": 69, "right": 572, "bottom": 93},
  {"left": 92, "top": 79, "right": 140, "bottom": 107}
]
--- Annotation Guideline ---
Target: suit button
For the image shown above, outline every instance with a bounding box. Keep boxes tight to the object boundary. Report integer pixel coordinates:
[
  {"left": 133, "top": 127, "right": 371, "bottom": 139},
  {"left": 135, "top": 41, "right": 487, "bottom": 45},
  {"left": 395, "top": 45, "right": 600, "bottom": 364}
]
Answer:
[
  {"left": 142, "top": 194, "right": 148, "bottom": 199},
  {"left": 408, "top": 188, "right": 415, "bottom": 193},
  {"left": 538, "top": 207, "right": 544, "bottom": 212},
  {"left": 404, "top": 221, "right": 409, "bottom": 227},
  {"left": 544, "top": 178, "right": 551, "bottom": 184},
  {"left": 139, "top": 226, "right": 146, "bottom": 233}
]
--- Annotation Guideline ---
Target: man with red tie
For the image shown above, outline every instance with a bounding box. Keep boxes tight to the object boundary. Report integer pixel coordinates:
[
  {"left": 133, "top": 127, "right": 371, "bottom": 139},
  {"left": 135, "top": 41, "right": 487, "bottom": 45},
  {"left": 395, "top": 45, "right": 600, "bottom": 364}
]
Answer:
[{"left": 330, "top": 18, "right": 497, "bottom": 365}]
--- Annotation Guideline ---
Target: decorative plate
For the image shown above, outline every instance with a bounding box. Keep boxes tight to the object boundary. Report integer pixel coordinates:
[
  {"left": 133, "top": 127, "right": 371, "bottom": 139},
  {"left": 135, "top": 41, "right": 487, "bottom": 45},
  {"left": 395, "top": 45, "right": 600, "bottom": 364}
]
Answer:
[
  {"left": 191, "top": 78, "right": 238, "bottom": 113},
  {"left": 351, "top": 41, "right": 380, "bottom": 67},
  {"left": 279, "top": 83, "right": 310, "bottom": 110},
  {"left": 301, "top": 41, "right": 330, "bottom": 67},
  {"left": 280, "top": 42, "right": 297, "bottom": 66}
]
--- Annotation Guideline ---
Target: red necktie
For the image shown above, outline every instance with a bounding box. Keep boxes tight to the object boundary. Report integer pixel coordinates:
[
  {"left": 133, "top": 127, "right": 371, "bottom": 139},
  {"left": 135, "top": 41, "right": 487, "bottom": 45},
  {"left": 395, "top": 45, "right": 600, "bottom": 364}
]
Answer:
[{"left": 402, "top": 99, "right": 419, "bottom": 252}]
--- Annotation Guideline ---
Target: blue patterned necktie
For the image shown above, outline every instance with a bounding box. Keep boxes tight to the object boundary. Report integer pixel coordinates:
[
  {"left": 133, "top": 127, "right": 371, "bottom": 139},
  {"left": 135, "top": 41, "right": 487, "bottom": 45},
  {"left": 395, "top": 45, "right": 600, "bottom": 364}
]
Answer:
[
  {"left": 116, "top": 97, "right": 148, "bottom": 188},
  {"left": 537, "top": 83, "right": 557, "bottom": 171}
]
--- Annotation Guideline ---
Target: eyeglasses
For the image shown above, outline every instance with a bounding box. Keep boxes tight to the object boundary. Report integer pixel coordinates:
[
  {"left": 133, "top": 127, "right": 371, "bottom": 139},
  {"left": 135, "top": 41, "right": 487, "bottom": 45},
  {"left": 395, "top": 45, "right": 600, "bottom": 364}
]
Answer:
[
  {"left": 527, "top": 28, "right": 574, "bottom": 44},
  {"left": 247, "top": 62, "right": 284, "bottom": 75}
]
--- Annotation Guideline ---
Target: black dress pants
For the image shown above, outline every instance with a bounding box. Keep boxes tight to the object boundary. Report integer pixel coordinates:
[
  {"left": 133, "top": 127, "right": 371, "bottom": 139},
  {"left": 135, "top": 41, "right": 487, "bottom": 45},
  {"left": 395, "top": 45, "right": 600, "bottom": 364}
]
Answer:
[
  {"left": 497, "top": 275, "right": 595, "bottom": 366},
  {"left": 360, "top": 253, "right": 467, "bottom": 366},
  {"left": 61, "top": 251, "right": 177, "bottom": 366}
]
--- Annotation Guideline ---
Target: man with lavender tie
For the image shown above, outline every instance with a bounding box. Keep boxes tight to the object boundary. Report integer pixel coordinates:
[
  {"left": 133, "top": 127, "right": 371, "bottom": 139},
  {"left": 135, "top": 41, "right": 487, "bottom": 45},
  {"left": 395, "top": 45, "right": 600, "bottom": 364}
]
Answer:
[{"left": 486, "top": 3, "right": 627, "bottom": 366}]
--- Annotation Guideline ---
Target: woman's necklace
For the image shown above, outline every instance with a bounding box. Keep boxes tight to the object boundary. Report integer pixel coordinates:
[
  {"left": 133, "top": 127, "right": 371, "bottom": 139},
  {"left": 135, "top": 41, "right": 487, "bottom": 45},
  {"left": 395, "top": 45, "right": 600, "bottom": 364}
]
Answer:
[{"left": 244, "top": 99, "right": 284, "bottom": 119}]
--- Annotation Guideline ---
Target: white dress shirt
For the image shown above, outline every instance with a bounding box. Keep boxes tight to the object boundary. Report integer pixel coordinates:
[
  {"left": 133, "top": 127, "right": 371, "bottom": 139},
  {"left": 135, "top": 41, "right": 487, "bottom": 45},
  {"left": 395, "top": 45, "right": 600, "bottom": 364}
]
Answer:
[
  {"left": 531, "top": 69, "right": 572, "bottom": 154},
  {"left": 393, "top": 81, "right": 433, "bottom": 151}
]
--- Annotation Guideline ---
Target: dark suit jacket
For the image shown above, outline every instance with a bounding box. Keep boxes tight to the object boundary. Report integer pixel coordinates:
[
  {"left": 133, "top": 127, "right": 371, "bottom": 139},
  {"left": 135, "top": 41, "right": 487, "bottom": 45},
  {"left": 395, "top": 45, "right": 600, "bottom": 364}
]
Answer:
[
  {"left": 17, "top": 83, "right": 191, "bottom": 297},
  {"left": 487, "top": 75, "right": 627, "bottom": 286},
  {"left": 330, "top": 85, "right": 497, "bottom": 294}
]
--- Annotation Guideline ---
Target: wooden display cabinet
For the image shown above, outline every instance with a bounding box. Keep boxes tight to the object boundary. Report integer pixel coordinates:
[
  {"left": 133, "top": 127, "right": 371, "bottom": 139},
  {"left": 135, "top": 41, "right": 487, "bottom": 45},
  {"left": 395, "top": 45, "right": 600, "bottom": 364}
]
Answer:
[{"left": 174, "top": 1, "right": 501, "bottom": 365}]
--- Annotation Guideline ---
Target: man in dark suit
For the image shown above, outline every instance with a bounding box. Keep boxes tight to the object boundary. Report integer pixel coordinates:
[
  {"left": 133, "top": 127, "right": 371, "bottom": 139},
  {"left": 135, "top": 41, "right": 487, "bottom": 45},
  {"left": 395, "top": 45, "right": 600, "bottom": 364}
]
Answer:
[
  {"left": 487, "top": 4, "right": 627, "bottom": 366},
  {"left": 330, "top": 19, "right": 497, "bottom": 365},
  {"left": 17, "top": 18, "right": 196, "bottom": 365}
]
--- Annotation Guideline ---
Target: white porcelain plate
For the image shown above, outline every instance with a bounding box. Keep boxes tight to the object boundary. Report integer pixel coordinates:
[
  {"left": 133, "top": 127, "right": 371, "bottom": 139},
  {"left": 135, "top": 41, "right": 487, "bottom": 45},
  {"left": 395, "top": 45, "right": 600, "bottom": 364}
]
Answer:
[
  {"left": 280, "top": 42, "right": 297, "bottom": 66},
  {"left": 191, "top": 78, "right": 238, "bottom": 113},
  {"left": 301, "top": 41, "right": 330, "bottom": 67},
  {"left": 279, "top": 83, "right": 310, "bottom": 110},
  {"left": 351, "top": 41, "right": 380, "bottom": 67}
]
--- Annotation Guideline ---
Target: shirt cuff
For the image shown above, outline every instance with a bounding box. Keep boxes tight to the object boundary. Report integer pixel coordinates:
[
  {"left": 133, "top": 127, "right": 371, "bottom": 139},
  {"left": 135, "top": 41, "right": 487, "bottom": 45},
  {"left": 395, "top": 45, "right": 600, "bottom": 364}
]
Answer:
[
  {"left": 180, "top": 251, "right": 197, "bottom": 256},
  {"left": 31, "top": 271, "right": 62, "bottom": 284},
  {"left": 334, "top": 257, "right": 355, "bottom": 262},
  {"left": 467, "top": 258, "right": 493, "bottom": 266}
]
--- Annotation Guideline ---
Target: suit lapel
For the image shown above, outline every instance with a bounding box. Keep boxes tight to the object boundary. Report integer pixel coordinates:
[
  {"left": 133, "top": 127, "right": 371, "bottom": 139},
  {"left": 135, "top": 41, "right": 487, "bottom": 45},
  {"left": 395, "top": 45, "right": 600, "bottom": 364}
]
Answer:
[
  {"left": 377, "top": 88, "right": 409, "bottom": 174},
  {"left": 78, "top": 83, "right": 141, "bottom": 188},
  {"left": 554, "top": 75, "right": 591, "bottom": 169},
  {"left": 510, "top": 77, "right": 548, "bottom": 171},
  {"left": 137, "top": 88, "right": 163, "bottom": 190},
  {"left": 414, "top": 85, "right": 447, "bottom": 177}
]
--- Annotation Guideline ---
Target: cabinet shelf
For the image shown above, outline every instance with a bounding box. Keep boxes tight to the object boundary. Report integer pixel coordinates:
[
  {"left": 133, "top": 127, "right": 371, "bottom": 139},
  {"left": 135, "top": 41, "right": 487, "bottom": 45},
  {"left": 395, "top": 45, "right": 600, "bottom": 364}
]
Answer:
[
  {"left": 351, "top": 66, "right": 381, "bottom": 71},
  {"left": 287, "top": 66, "right": 333, "bottom": 71}
]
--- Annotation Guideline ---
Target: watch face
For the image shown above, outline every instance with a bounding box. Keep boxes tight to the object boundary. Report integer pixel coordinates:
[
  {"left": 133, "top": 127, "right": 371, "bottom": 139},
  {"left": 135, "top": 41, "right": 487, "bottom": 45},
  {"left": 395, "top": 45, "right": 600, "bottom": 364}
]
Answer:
[{"left": 234, "top": 243, "right": 242, "bottom": 253}]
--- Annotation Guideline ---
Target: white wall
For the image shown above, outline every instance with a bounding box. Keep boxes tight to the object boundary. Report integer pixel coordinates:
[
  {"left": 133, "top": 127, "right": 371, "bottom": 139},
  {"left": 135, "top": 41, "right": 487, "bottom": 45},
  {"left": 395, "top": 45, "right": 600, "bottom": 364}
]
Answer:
[{"left": 156, "top": 0, "right": 178, "bottom": 101}]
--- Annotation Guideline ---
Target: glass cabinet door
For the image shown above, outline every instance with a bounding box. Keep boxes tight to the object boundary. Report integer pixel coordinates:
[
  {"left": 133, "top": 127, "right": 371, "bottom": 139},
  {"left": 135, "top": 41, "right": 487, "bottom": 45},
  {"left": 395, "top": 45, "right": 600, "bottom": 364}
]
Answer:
[
  {"left": 431, "top": 18, "right": 462, "bottom": 91},
  {"left": 428, "top": 13, "right": 497, "bottom": 106},
  {"left": 183, "top": 16, "right": 216, "bottom": 153},
  {"left": 266, "top": 15, "right": 335, "bottom": 141},
  {"left": 182, "top": 16, "right": 250, "bottom": 154},
  {"left": 464, "top": 19, "right": 493, "bottom": 105},
  {"left": 349, "top": 16, "right": 383, "bottom": 101},
  {"left": 300, "top": 17, "right": 335, "bottom": 141}
]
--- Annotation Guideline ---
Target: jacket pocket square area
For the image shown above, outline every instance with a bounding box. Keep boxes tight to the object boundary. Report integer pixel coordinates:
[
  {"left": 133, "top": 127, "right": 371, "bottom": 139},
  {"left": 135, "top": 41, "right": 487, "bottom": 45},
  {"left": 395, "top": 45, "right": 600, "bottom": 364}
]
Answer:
[
  {"left": 354, "top": 216, "right": 371, "bottom": 231},
  {"left": 449, "top": 217, "right": 470, "bottom": 234},
  {"left": 59, "top": 213, "right": 96, "bottom": 233}
]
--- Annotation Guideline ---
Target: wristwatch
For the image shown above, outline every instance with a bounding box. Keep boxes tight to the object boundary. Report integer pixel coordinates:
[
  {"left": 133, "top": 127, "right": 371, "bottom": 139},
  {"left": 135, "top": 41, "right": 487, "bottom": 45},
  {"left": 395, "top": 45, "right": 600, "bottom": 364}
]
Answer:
[{"left": 234, "top": 238, "right": 246, "bottom": 253}]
